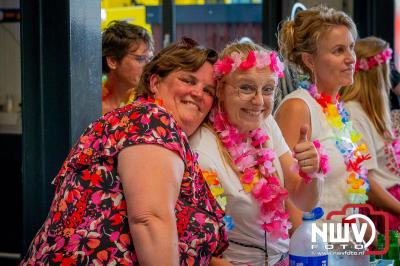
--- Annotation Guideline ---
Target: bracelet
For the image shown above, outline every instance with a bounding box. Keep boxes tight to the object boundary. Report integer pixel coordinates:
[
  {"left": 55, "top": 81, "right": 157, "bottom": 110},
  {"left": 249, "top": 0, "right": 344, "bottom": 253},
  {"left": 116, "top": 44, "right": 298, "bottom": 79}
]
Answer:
[{"left": 300, "top": 139, "right": 329, "bottom": 184}]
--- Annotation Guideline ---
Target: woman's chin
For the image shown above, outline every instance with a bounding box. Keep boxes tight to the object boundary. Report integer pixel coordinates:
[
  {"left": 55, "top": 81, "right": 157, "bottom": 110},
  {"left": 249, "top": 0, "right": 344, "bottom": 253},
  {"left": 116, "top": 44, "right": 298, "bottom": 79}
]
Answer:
[{"left": 237, "top": 122, "right": 262, "bottom": 133}]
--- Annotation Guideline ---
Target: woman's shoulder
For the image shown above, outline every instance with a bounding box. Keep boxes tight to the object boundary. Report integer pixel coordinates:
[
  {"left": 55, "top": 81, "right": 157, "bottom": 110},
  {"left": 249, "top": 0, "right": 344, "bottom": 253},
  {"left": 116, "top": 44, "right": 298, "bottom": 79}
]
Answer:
[
  {"left": 190, "top": 124, "right": 219, "bottom": 152},
  {"left": 343, "top": 100, "right": 363, "bottom": 114},
  {"left": 262, "top": 115, "right": 280, "bottom": 135},
  {"left": 103, "top": 101, "right": 180, "bottom": 134},
  {"left": 262, "top": 115, "right": 290, "bottom": 156},
  {"left": 96, "top": 101, "right": 190, "bottom": 160},
  {"left": 275, "top": 94, "right": 310, "bottom": 120},
  {"left": 343, "top": 101, "right": 370, "bottom": 123}
]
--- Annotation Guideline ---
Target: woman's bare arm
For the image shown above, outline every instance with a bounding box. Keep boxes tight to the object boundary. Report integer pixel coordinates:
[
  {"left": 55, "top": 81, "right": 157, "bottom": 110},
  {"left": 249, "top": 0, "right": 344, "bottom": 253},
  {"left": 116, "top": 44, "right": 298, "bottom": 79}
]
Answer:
[{"left": 118, "top": 144, "right": 184, "bottom": 266}]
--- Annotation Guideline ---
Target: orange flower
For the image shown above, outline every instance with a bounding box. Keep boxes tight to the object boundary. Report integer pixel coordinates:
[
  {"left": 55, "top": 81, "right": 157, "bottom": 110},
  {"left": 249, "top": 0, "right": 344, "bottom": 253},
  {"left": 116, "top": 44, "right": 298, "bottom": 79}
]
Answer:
[
  {"left": 202, "top": 171, "right": 220, "bottom": 186},
  {"left": 346, "top": 173, "right": 364, "bottom": 189}
]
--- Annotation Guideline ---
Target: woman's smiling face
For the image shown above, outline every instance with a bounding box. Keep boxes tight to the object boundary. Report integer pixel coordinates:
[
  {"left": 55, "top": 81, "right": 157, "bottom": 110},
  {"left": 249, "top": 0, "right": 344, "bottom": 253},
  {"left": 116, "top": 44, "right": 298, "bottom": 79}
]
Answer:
[
  {"left": 150, "top": 62, "right": 216, "bottom": 136},
  {"left": 218, "top": 67, "right": 278, "bottom": 133}
]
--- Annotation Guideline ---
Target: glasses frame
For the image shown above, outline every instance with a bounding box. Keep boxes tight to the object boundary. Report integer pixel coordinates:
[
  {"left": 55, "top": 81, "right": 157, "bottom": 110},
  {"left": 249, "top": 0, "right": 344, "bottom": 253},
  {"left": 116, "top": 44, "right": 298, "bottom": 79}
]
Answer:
[
  {"left": 127, "top": 52, "right": 153, "bottom": 64},
  {"left": 224, "top": 82, "right": 278, "bottom": 101}
]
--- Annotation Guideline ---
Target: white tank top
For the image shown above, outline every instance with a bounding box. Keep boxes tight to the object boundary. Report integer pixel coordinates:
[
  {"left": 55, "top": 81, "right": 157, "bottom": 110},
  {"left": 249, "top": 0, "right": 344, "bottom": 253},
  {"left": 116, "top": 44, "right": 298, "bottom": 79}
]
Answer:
[{"left": 276, "top": 89, "right": 349, "bottom": 221}]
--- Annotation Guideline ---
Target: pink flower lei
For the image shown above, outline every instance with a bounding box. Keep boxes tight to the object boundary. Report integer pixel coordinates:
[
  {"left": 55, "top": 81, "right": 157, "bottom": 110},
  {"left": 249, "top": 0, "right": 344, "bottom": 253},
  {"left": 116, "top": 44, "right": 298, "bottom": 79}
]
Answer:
[
  {"left": 384, "top": 130, "right": 400, "bottom": 176},
  {"left": 213, "top": 50, "right": 285, "bottom": 79},
  {"left": 355, "top": 47, "right": 392, "bottom": 72},
  {"left": 210, "top": 107, "right": 291, "bottom": 242}
]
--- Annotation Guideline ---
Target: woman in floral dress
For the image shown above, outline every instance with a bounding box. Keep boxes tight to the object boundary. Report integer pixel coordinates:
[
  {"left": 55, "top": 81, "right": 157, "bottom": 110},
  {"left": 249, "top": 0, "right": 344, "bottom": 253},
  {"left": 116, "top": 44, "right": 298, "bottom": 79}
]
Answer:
[{"left": 21, "top": 38, "right": 228, "bottom": 266}]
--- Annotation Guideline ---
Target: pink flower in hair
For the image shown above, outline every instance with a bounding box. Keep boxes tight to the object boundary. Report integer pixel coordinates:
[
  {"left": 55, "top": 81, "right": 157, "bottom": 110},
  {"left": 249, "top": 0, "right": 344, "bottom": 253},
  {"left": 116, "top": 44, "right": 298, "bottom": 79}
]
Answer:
[
  {"left": 358, "top": 59, "right": 369, "bottom": 71},
  {"left": 239, "top": 51, "right": 256, "bottom": 70},
  {"left": 231, "top": 52, "right": 242, "bottom": 70},
  {"left": 355, "top": 47, "right": 393, "bottom": 72},
  {"left": 254, "top": 50, "right": 271, "bottom": 68},
  {"left": 214, "top": 56, "right": 234, "bottom": 79},
  {"left": 269, "top": 51, "right": 285, "bottom": 78}
]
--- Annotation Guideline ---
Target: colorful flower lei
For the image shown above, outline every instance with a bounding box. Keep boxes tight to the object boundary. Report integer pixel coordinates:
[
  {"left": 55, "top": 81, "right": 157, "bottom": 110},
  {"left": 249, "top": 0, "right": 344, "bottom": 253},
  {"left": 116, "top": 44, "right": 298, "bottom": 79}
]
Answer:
[
  {"left": 102, "top": 74, "right": 137, "bottom": 106},
  {"left": 102, "top": 75, "right": 110, "bottom": 101},
  {"left": 306, "top": 84, "right": 371, "bottom": 203},
  {"left": 298, "top": 139, "right": 330, "bottom": 184},
  {"left": 202, "top": 170, "right": 235, "bottom": 231},
  {"left": 213, "top": 50, "right": 285, "bottom": 80},
  {"left": 209, "top": 108, "right": 291, "bottom": 242},
  {"left": 384, "top": 130, "right": 400, "bottom": 176},
  {"left": 391, "top": 138, "right": 400, "bottom": 168},
  {"left": 355, "top": 47, "right": 392, "bottom": 72}
]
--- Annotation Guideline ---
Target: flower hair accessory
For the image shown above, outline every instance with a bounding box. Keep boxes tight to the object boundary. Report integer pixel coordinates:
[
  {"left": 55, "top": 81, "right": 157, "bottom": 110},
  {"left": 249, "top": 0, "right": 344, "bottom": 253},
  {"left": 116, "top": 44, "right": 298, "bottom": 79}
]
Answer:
[
  {"left": 214, "top": 50, "right": 285, "bottom": 79},
  {"left": 355, "top": 47, "right": 392, "bottom": 72}
]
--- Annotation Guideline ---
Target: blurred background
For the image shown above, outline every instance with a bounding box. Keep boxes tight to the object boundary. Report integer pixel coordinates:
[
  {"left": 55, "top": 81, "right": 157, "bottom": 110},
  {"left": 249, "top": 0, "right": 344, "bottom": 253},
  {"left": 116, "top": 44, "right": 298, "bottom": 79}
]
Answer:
[{"left": 0, "top": 0, "right": 399, "bottom": 265}]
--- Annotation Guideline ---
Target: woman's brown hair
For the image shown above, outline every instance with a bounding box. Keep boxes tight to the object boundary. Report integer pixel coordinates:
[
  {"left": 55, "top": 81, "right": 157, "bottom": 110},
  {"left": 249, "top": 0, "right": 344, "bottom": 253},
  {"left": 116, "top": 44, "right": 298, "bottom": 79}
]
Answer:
[{"left": 136, "top": 38, "right": 218, "bottom": 98}]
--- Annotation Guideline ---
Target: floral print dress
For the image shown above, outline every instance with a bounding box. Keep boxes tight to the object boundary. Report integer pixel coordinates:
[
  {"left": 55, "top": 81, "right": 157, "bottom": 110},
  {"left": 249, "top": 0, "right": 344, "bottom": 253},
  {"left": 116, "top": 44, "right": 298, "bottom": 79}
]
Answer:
[{"left": 21, "top": 99, "right": 228, "bottom": 266}]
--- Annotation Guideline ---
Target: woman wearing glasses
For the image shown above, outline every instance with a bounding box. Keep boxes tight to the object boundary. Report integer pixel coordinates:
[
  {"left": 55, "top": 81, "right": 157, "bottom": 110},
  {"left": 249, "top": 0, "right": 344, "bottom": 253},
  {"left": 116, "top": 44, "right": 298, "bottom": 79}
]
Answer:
[
  {"left": 102, "top": 20, "right": 154, "bottom": 114},
  {"left": 21, "top": 39, "right": 228, "bottom": 266},
  {"left": 190, "top": 41, "right": 323, "bottom": 266}
]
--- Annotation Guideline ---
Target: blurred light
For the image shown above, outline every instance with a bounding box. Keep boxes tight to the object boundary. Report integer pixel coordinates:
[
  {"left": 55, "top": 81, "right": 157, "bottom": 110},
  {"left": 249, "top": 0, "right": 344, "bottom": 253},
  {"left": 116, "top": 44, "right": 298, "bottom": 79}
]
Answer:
[{"left": 101, "top": 8, "right": 106, "bottom": 21}]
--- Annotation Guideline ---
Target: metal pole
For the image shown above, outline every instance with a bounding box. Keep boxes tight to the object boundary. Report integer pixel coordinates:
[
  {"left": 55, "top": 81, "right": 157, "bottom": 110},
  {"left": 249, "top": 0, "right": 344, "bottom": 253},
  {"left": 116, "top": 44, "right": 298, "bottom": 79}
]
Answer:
[{"left": 162, "top": 0, "right": 176, "bottom": 47}]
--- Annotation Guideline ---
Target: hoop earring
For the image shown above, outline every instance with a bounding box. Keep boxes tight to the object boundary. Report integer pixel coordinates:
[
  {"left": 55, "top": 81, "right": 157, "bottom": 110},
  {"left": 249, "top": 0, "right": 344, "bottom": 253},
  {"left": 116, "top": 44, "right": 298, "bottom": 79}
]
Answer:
[{"left": 311, "top": 69, "right": 318, "bottom": 88}]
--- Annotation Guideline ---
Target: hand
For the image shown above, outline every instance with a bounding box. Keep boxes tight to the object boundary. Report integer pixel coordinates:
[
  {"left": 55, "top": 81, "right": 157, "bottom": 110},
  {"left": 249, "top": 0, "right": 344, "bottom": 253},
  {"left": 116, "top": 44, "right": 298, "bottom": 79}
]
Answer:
[{"left": 294, "top": 125, "right": 319, "bottom": 174}]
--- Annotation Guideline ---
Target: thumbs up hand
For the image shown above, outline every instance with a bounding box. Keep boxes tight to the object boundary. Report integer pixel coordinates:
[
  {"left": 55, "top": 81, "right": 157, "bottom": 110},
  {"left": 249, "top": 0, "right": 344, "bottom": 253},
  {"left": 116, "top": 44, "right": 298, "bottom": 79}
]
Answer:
[{"left": 294, "top": 125, "right": 320, "bottom": 174}]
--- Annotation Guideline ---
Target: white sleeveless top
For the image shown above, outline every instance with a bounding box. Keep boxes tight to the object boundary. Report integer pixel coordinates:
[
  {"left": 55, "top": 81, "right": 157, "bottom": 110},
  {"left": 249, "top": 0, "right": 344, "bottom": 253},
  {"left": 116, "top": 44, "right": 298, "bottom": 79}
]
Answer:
[
  {"left": 345, "top": 101, "right": 400, "bottom": 188},
  {"left": 276, "top": 89, "right": 349, "bottom": 222}
]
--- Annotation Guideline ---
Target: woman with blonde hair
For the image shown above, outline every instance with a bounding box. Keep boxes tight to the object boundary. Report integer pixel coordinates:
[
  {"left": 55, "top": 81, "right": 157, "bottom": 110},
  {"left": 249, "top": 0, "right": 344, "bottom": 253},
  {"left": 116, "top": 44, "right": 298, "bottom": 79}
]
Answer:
[
  {"left": 341, "top": 36, "right": 400, "bottom": 232},
  {"left": 276, "top": 5, "right": 371, "bottom": 230},
  {"left": 190, "top": 40, "right": 324, "bottom": 266}
]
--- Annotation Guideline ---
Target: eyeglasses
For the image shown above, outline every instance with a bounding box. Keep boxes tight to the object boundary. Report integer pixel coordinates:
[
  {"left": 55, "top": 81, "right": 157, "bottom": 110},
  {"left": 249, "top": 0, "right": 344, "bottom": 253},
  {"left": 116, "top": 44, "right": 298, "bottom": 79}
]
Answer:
[
  {"left": 226, "top": 83, "right": 277, "bottom": 101},
  {"left": 128, "top": 52, "right": 152, "bottom": 64}
]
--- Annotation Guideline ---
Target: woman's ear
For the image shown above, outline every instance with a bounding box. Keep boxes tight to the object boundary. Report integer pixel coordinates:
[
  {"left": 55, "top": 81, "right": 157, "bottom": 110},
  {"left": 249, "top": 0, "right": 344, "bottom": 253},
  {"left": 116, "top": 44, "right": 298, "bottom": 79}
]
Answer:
[
  {"left": 106, "top": 56, "right": 118, "bottom": 71},
  {"left": 301, "top": 52, "right": 315, "bottom": 72},
  {"left": 149, "top": 74, "right": 160, "bottom": 94}
]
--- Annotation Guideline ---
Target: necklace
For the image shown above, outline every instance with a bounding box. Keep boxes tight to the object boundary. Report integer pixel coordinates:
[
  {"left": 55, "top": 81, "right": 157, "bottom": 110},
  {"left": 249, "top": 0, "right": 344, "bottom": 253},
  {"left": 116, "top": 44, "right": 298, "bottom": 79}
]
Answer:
[
  {"left": 305, "top": 84, "right": 371, "bottom": 204},
  {"left": 209, "top": 107, "right": 291, "bottom": 242},
  {"left": 102, "top": 75, "right": 136, "bottom": 106},
  {"left": 102, "top": 75, "right": 111, "bottom": 101},
  {"left": 384, "top": 131, "right": 400, "bottom": 176}
]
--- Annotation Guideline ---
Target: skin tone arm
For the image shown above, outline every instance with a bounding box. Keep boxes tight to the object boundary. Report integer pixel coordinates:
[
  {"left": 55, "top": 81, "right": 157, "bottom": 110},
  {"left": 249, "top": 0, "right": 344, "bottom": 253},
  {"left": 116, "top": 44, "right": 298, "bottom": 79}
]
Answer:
[
  {"left": 279, "top": 149, "right": 321, "bottom": 211},
  {"left": 275, "top": 99, "right": 312, "bottom": 156},
  {"left": 118, "top": 144, "right": 184, "bottom": 266},
  {"left": 393, "top": 83, "right": 400, "bottom": 96},
  {"left": 367, "top": 171, "right": 400, "bottom": 216},
  {"left": 209, "top": 257, "right": 233, "bottom": 266},
  {"left": 275, "top": 98, "right": 322, "bottom": 212},
  {"left": 285, "top": 199, "right": 303, "bottom": 236}
]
